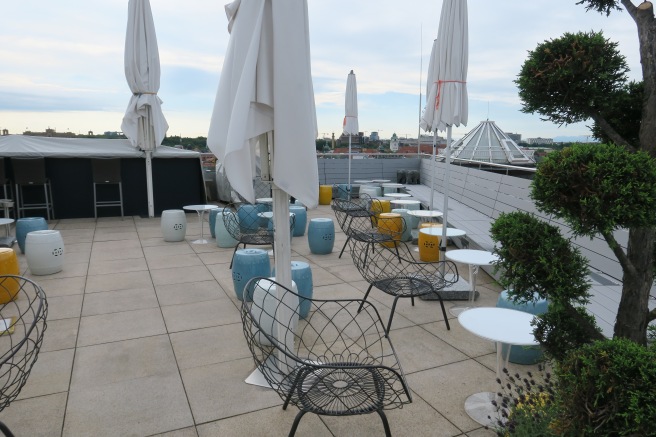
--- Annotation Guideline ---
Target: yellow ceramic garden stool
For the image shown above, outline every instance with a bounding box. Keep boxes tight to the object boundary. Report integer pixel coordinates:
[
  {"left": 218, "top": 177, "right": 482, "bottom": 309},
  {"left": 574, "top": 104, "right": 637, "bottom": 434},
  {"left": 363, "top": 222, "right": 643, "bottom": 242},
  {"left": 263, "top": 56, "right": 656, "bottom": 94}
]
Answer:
[
  {"left": 318, "top": 185, "right": 332, "bottom": 205},
  {"left": 0, "top": 248, "right": 20, "bottom": 304},
  {"left": 377, "top": 213, "right": 402, "bottom": 248},
  {"left": 418, "top": 227, "right": 441, "bottom": 262},
  {"left": 370, "top": 199, "right": 392, "bottom": 227}
]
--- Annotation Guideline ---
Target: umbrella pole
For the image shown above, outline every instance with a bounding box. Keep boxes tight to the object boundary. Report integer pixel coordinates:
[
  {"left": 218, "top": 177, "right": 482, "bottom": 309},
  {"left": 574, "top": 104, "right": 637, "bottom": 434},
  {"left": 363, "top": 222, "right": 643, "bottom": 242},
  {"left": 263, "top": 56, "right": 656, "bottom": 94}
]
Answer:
[
  {"left": 272, "top": 185, "right": 292, "bottom": 290},
  {"left": 440, "top": 125, "right": 452, "bottom": 256},
  {"left": 430, "top": 129, "right": 437, "bottom": 211},
  {"left": 270, "top": 129, "right": 293, "bottom": 373},
  {"left": 348, "top": 134, "right": 352, "bottom": 200},
  {"left": 145, "top": 107, "right": 155, "bottom": 218},
  {"left": 146, "top": 150, "right": 154, "bottom": 217}
]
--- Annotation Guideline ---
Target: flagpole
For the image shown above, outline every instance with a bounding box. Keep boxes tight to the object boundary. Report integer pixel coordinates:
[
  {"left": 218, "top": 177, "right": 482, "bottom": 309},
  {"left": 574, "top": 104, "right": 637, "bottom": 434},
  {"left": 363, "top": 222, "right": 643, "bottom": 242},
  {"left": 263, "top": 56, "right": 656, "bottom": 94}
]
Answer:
[{"left": 417, "top": 24, "right": 423, "bottom": 155}]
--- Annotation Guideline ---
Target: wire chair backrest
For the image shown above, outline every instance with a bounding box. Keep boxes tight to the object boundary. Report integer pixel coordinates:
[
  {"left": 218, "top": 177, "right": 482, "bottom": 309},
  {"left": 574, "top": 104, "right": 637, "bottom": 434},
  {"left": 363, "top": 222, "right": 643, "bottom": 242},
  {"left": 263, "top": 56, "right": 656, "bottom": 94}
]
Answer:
[
  {"left": 349, "top": 238, "right": 459, "bottom": 296},
  {"left": 222, "top": 202, "right": 296, "bottom": 245},
  {"left": 241, "top": 277, "right": 412, "bottom": 410},
  {"left": 0, "top": 275, "right": 47, "bottom": 412},
  {"left": 332, "top": 197, "right": 406, "bottom": 244}
]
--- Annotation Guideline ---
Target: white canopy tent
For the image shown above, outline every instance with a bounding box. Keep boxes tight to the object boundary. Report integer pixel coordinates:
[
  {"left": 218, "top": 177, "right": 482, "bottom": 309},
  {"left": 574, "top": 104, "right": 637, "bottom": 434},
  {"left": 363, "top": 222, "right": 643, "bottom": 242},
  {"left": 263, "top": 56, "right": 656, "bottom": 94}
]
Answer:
[{"left": 0, "top": 135, "right": 197, "bottom": 158}]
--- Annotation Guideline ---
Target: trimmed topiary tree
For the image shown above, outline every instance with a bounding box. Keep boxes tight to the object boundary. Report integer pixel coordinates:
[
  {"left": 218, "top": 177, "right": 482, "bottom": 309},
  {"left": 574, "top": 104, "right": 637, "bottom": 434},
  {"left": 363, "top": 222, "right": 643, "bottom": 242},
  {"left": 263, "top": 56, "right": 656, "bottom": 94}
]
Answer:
[
  {"left": 515, "top": 1, "right": 656, "bottom": 345},
  {"left": 531, "top": 142, "right": 656, "bottom": 344},
  {"left": 490, "top": 211, "right": 604, "bottom": 361}
]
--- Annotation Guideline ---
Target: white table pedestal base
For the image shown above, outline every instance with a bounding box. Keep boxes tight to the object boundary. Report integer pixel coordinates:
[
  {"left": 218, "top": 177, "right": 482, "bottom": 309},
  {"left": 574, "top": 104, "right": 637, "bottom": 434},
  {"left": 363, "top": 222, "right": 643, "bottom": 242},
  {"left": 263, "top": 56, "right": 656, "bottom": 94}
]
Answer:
[
  {"left": 245, "top": 367, "right": 272, "bottom": 388},
  {"left": 448, "top": 305, "right": 471, "bottom": 317},
  {"left": 464, "top": 391, "right": 499, "bottom": 427}
]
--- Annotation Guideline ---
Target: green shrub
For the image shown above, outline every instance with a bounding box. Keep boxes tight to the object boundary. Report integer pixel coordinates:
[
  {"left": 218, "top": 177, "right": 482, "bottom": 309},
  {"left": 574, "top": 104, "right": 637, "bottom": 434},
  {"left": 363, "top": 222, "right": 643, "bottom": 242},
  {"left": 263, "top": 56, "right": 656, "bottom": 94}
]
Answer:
[
  {"left": 554, "top": 338, "right": 656, "bottom": 436},
  {"left": 533, "top": 304, "right": 601, "bottom": 362}
]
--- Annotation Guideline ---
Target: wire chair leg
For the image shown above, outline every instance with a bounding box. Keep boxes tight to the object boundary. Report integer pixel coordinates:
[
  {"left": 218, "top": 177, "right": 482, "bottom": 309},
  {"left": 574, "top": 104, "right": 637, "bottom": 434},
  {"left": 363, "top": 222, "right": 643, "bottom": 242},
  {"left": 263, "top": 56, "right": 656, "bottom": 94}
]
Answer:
[
  {"left": 438, "top": 296, "right": 451, "bottom": 330},
  {"left": 385, "top": 296, "right": 402, "bottom": 335},
  {"left": 0, "top": 421, "right": 15, "bottom": 437},
  {"left": 287, "top": 410, "right": 307, "bottom": 437},
  {"left": 358, "top": 283, "right": 375, "bottom": 313},
  {"left": 338, "top": 236, "right": 351, "bottom": 258},
  {"left": 229, "top": 244, "right": 241, "bottom": 269},
  {"left": 376, "top": 409, "right": 392, "bottom": 437}
]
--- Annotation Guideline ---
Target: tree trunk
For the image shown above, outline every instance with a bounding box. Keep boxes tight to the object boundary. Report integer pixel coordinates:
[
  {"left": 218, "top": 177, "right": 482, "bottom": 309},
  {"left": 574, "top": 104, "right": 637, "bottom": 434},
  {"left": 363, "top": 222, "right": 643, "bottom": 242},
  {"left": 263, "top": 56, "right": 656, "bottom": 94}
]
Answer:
[
  {"left": 614, "top": 227, "right": 654, "bottom": 344},
  {"left": 633, "top": 2, "right": 656, "bottom": 155},
  {"left": 611, "top": 1, "right": 656, "bottom": 344}
]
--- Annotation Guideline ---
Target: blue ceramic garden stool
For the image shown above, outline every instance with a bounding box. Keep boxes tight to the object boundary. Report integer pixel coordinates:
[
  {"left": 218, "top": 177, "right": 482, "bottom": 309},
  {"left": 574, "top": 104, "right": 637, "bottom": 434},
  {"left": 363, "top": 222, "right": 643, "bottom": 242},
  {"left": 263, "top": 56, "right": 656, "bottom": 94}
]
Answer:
[
  {"left": 289, "top": 205, "right": 307, "bottom": 237},
  {"left": 335, "top": 184, "right": 351, "bottom": 200},
  {"left": 216, "top": 210, "right": 238, "bottom": 248},
  {"left": 237, "top": 204, "right": 260, "bottom": 233},
  {"left": 16, "top": 217, "right": 48, "bottom": 254},
  {"left": 391, "top": 208, "right": 413, "bottom": 242},
  {"left": 308, "top": 218, "right": 334, "bottom": 255},
  {"left": 232, "top": 248, "right": 271, "bottom": 301},
  {"left": 291, "top": 261, "right": 313, "bottom": 318},
  {"left": 273, "top": 261, "right": 313, "bottom": 319},
  {"left": 208, "top": 207, "right": 225, "bottom": 239},
  {"left": 496, "top": 290, "right": 549, "bottom": 364}
]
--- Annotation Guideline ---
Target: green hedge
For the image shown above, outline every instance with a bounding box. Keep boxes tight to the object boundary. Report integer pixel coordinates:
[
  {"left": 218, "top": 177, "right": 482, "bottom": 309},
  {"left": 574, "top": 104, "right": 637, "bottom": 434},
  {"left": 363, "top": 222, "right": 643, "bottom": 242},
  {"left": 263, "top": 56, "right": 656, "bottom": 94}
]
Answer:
[{"left": 555, "top": 338, "right": 656, "bottom": 436}]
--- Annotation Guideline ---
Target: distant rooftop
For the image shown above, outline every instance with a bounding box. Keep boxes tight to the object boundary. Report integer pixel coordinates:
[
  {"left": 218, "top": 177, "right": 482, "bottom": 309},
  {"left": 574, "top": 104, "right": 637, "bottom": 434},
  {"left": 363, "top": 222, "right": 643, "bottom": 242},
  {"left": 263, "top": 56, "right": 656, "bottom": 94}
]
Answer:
[{"left": 446, "top": 120, "right": 535, "bottom": 165}]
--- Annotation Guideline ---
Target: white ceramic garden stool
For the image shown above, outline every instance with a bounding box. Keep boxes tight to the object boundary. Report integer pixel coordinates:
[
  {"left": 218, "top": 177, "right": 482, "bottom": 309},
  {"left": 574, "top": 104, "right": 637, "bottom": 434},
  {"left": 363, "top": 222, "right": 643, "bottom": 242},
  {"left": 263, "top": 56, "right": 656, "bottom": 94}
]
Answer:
[
  {"left": 161, "top": 209, "right": 187, "bottom": 242},
  {"left": 25, "top": 229, "right": 65, "bottom": 275}
]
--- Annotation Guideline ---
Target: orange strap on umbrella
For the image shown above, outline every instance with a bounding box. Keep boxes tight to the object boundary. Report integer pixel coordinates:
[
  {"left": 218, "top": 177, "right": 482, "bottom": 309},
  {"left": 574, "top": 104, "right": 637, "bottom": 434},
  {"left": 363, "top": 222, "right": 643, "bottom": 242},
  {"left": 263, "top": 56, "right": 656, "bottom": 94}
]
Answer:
[{"left": 434, "top": 79, "right": 467, "bottom": 110}]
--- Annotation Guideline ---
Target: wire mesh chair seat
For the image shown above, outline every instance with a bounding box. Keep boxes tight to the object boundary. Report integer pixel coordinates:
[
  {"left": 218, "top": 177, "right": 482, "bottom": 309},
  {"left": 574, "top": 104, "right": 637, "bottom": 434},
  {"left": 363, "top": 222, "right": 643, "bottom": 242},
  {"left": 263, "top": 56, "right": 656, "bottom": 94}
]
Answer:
[
  {"left": 348, "top": 238, "right": 458, "bottom": 335},
  {"left": 241, "top": 277, "right": 412, "bottom": 437},
  {"left": 332, "top": 195, "right": 404, "bottom": 259},
  {"left": 223, "top": 203, "right": 295, "bottom": 269},
  {"left": 0, "top": 275, "right": 48, "bottom": 437}
]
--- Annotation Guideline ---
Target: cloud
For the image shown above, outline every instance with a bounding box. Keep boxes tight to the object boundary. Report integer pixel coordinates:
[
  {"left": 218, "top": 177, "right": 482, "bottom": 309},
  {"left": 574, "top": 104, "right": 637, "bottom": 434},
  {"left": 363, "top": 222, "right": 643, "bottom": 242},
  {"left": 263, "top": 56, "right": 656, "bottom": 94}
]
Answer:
[{"left": 0, "top": 0, "right": 643, "bottom": 140}]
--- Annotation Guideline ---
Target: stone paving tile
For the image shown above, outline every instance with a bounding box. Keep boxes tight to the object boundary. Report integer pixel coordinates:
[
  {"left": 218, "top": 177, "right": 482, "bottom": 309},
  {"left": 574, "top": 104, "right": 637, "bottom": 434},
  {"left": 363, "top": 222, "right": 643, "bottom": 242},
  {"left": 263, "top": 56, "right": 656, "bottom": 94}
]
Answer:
[{"left": 0, "top": 204, "right": 522, "bottom": 437}]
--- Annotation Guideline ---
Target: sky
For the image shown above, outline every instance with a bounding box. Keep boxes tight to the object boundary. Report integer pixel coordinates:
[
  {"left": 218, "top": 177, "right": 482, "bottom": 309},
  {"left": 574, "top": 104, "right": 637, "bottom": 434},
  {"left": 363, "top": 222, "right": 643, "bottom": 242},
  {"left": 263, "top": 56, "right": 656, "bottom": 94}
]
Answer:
[{"left": 0, "top": 0, "right": 643, "bottom": 142}]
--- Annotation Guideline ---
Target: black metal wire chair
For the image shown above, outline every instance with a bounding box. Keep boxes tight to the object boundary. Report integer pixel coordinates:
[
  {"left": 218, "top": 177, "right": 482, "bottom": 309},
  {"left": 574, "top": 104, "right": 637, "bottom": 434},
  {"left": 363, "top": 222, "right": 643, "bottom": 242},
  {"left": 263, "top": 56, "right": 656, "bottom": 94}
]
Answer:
[
  {"left": 348, "top": 238, "right": 458, "bottom": 335},
  {"left": 241, "top": 277, "right": 412, "bottom": 437},
  {"left": 222, "top": 202, "right": 295, "bottom": 269},
  {"left": 0, "top": 275, "right": 48, "bottom": 437},
  {"left": 332, "top": 195, "right": 405, "bottom": 259}
]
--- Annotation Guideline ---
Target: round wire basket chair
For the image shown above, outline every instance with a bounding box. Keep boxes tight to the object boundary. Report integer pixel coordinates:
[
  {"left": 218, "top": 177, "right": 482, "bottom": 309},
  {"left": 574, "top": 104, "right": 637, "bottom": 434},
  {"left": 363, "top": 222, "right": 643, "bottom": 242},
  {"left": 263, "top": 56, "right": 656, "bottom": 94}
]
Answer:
[{"left": 0, "top": 275, "right": 48, "bottom": 437}]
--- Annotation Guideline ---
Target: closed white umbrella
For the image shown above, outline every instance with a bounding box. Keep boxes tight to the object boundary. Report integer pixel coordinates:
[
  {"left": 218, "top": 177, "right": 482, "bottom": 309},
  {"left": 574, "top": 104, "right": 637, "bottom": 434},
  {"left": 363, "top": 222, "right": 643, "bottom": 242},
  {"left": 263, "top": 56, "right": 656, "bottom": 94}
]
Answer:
[
  {"left": 420, "top": 0, "right": 468, "bottom": 258},
  {"left": 121, "top": 0, "right": 168, "bottom": 218},
  {"left": 343, "top": 70, "right": 358, "bottom": 196},
  {"left": 421, "top": 39, "right": 439, "bottom": 211},
  {"left": 207, "top": 0, "right": 318, "bottom": 384}
]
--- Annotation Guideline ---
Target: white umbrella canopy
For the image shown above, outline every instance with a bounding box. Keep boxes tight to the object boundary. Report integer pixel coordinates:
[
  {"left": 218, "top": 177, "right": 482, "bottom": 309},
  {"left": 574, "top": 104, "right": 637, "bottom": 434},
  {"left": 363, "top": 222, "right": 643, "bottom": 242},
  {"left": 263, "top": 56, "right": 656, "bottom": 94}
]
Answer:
[
  {"left": 207, "top": 0, "right": 319, "bottom": 209},
  {"left": 420, "top": 0, "right": 468, "bottom": 251},
  {"left": 121, "top": 0, "right": 169, "bottom": 218},
  {"left": 421, "top": 1, "right": 468, "bottom": 133},
  {"left": 207, "top": 0, "right": 319, "bottom": 384},
  {"left": 343, "top": 70, "right": 359, "bottom": 190},
  {"left": 421, "top": 39, "right": 440, "bottom": 211}
]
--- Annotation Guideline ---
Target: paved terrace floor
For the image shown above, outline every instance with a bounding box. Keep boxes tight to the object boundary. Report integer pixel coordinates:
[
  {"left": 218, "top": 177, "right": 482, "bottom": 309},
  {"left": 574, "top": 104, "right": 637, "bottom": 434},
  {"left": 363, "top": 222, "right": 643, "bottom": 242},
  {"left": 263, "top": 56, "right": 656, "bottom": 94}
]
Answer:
[{"left": 0, "top": 204, "right": 541, "bottom": 437}]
